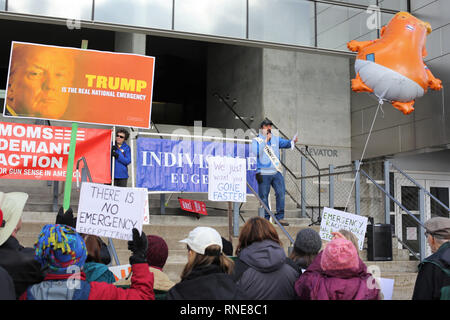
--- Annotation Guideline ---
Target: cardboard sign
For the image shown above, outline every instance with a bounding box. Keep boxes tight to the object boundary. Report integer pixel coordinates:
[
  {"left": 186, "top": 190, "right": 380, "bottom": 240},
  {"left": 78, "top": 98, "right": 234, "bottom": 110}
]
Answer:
[
  {"left": 207, "top": 156, "right": 247, "bottom": 203},
  {"left": 76, "top": 182, "right": 146, "bottom": 240},
  {"left": 0, "top": 121, "right": 111, "bottom": 182},
  {"left": 178, "top": 198, "right": 208, "bottom": 215},
  {"left": 108, "top": 264, "right": 132, "bottom": 281},
  {"left": 319, "top": 207, "right": 368, "bottom": 250},
  {"left": 379, "top": 278, "right": 395, "bottom": 300},
  {"left": 4, "top": 42, "right": 155, "bottom": 128}
]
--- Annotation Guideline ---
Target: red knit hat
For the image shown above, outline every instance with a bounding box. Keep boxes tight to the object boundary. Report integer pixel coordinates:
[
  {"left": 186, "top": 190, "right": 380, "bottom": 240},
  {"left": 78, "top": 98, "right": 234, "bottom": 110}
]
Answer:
[
  {"left": 320, "top": 238, "right": 359, "bottom": 271},
  {"left": 146, "top": 235, "right": 169, "bottom": 269}
]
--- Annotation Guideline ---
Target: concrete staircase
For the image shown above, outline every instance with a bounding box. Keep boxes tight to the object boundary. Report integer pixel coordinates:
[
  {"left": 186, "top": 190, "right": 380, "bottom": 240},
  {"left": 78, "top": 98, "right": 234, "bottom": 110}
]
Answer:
[{"left": 16, "top": 209, "right": 418, "bottom": 300}]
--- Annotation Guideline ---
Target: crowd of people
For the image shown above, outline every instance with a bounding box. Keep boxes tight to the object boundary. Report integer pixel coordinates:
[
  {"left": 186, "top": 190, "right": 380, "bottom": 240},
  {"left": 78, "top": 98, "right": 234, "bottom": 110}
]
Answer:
[{"left": 1, "top": 189, "right": 449, "bottom": 300}]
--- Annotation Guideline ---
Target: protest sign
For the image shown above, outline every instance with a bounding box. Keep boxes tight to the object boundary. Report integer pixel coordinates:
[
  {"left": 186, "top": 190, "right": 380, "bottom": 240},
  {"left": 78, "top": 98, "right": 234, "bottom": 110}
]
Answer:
[
  {"left": 319, "top": 207, "right": 368, "bottom": 250},
  {"left": 76, "top": 182, "right": 146, "bottom": 241},
  {"left": 0, "top": 121, "right": 111, "bottom": 182},
  {"left": 178, "top": 198, "right": 208, "bottom": 215},
  {"left": 208, "top": 156, "right": 247, "bottom": 203},
  {"left": 379, "top": 278, "right": 395, "bottom": 300},
  {"left": 4, "top": 42, "right": 155, "bottom": 128},
  {"left": 136, "top": 138, "right": 258, "bottom": 193},
  {"left": 108, "top": 264, "right": 132, "bottom": 281}
]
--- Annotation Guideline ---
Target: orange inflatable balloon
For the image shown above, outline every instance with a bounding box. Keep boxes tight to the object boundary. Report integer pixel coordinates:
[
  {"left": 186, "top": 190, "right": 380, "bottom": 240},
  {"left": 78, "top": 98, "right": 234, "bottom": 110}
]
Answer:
[{"left": 348, "top": 12, "right": 443, "bottom": 115}]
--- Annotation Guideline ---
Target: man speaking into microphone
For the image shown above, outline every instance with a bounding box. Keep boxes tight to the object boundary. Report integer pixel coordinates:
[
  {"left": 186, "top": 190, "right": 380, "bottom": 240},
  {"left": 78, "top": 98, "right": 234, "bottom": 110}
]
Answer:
[{"left": 252, "top": 119, "right": 298, "bottom": 227}]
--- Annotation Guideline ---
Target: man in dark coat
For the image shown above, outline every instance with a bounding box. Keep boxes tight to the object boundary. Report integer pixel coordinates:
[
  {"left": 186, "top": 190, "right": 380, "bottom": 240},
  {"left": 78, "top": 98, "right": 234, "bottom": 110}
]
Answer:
[
  {"left": 0, "top": 266, "right": 15, "bottom": 300},
  {"left": 412, "top": 217, "right": 450, "bottom": 300},
  {"left": 0, "top": 192, "right": 46, "bottom": 299}
]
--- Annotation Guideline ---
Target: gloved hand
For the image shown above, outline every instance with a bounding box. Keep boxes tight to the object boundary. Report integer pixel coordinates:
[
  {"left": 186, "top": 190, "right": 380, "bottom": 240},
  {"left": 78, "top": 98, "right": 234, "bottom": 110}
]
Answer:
[
  {"left": 112, "top": 145, "right": 119, "bottom": 159},
  {"left": 55, "top": 207, "right": 77, "bottom": 229},
  {"left": 128, "top": 228, "right": 148, "bottom": 265}
]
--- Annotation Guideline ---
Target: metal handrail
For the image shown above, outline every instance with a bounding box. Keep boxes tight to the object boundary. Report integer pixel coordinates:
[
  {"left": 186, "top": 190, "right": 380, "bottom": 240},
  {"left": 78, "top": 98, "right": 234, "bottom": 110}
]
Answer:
[
  {"left": 391, "top": 162, "right": 450, "bottom": 213},
  {"left": 246, "top": 182, "right": 294, "bottom": 244},
  {"left": 393, "top": 234, "right": 421, "bottom": 260},
  {"left": 360, "top": 168, "right": 425, "bottom": 229}
]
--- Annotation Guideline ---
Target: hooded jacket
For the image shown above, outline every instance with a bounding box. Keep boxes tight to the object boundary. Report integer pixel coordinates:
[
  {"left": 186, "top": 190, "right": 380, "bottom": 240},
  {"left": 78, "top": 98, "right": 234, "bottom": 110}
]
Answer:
[
  {"left": 295, "top": 251, "right": 380, "bottom": 300},
  {"left": 167, "top": 264, "right": 247, "bottom": 300},
  {"left": 83, "top": 262, "right": 116, "bottom": 284},
  {"left": 412, "top": 241, "right": 450, "bottom": 300},
  {"left": 234, "top": 240, "right": 299, "bottom": 300},
  {"left": 0, "top": 236, "right": 46, "bottom": 299},
  {"left": 20, "top": 263, "right": 154, "bottom": 300}
]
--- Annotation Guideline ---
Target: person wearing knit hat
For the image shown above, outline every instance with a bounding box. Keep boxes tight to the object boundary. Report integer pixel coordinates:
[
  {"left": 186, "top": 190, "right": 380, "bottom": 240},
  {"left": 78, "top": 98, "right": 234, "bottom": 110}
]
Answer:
[
  {"left": 320, "top": 238, "right": 359, "bottom": 271},
  {"left": 413, "top": 217, "right": 450, "bottom": 300},
  {"left": 0, "top": 192, "right": 46, "bottom": 299},
  {"left": 20, "top": 224, "right": 155, "bottom": 300},
  {"left": 295, "top": 237, "right": 381, "bottom": 300},
  {"left": 146, "top": 235, "right": 174, "bottom": 291},
  {"left": 289, "top": 228, "right": 322, "bottom": 269}
]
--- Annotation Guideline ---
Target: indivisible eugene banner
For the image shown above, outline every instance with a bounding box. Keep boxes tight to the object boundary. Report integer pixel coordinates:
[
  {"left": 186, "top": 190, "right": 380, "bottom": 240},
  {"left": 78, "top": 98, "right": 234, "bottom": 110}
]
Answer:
[
  {"left": 0, "top": 121, "right": 111, "bottom": 182},
  {"left": 3, "top": 41, "right": 155, "bottom": 128},
  {"left": 136, "top": 138, "right": 258, "bottom": 194}
]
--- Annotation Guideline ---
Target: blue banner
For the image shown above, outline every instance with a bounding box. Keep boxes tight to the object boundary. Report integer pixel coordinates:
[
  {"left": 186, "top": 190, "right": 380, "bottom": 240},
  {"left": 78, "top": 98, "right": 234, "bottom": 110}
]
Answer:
[{"left": 136, "top": 137, "right": 258, "bottom": 194}]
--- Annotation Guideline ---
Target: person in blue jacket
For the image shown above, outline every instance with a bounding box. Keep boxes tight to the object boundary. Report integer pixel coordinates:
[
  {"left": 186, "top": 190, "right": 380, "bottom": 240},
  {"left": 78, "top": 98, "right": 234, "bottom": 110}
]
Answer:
[
  {"left": 252, "top": 119, "right": 298, "bottom": 227},
  {"left": 112, "top": 128, "right": 131, "bottom": 187}
]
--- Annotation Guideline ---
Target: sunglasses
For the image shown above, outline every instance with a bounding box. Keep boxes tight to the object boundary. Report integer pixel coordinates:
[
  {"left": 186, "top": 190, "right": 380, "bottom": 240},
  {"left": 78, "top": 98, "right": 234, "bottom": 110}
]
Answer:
[{"left": 116, "top": 135, "right": 125, "bottom": 139}]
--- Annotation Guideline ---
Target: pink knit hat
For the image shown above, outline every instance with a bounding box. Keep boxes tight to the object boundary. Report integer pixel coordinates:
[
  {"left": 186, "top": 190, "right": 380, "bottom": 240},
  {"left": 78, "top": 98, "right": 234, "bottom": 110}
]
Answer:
[{"left": 321, "top": 238, "right": 359, "bottom": 271}]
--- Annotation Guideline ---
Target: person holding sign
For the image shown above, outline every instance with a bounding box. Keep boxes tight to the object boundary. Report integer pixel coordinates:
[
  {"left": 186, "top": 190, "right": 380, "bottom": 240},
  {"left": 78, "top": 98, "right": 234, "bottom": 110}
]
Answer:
[
  {"left": 295, "top": 238, "right": 381, "bottom": 300},
  {"left": 112, "top": 128, "right": 132, "bottom": 187},
  {"left": 20, "top": 225, "right": 155, "bottom": 300},
  {"left": 252, "top": 119, "right": 298, "bottom": 227}
]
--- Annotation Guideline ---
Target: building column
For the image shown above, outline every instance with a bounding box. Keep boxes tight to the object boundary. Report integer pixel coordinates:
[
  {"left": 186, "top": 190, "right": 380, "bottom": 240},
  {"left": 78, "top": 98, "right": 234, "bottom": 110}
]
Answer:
[{"left": 114, "top": 32, "right": 146, "bottom": 54}]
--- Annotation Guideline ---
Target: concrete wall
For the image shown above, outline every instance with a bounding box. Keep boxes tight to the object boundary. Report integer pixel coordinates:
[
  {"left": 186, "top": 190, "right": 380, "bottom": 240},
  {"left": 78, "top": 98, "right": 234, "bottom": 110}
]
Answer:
[
  {"left": 351, "top": 0, "right": 450, "bottom": 165},
  {"left": 262, "top": 48, "right": 352, "bottom": 170},
  {"left": 206, "top": 43, "right": 263, "bottom": 133}
]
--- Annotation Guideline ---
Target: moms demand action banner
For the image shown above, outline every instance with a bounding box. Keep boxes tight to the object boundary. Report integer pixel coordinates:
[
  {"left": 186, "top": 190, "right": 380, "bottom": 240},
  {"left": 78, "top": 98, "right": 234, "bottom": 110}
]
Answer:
[
  {"left": 3, "top": 42, "right": 155, "bottom": 128},
  {"left": 0, "top": 122, "right": 111, "bottom": 182},
  {"left": 136, "top": 138, "right": 258, "bottom": 193}
]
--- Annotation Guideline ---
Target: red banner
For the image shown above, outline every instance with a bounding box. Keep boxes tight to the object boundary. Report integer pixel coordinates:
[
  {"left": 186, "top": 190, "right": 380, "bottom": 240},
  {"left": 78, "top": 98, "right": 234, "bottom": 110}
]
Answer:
[
  {"left": 0, "top": 121, "right": 111, "bottom": 182},
  {"left": 178, "top": 198, "right": 208, "bottom": 216}
]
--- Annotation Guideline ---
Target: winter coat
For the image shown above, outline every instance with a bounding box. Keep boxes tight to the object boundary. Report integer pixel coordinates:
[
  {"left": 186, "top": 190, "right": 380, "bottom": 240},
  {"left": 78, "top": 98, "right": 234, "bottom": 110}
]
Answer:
[
  {"left": 113, "top": 142, "right": 131, "bottom": 179},
  {"left": 118, "top": 266, "right": 175, "bottom": 291},
  {"left": 0, "top": 265, "right": 15, "bottom": 300},
  {"left": 0, "top": 236, "right": 46, "bottom": 299},
  {"left": 412, "top": 241, "right": 450, "bottom": 300},
  {"left": 83, "top": 262, "right": 116, "bottom": 284},
  {"left": 295, "top": 251, "right": 380, "bottom": 300},
  {"left": 20, "top": 263, "right": 154, "bottom": 300},
  {"left": 233, "top": 240, "right": 300, "bottom": 300},
  {"left": 167, "top": 264, "right": 247, "bottom": 300}
]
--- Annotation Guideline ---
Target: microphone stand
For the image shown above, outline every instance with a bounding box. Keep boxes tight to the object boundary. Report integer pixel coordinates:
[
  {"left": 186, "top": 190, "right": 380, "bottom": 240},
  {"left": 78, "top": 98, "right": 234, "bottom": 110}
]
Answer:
[{"left": 306, "top": 146, "right": 322, "bottom": 226}]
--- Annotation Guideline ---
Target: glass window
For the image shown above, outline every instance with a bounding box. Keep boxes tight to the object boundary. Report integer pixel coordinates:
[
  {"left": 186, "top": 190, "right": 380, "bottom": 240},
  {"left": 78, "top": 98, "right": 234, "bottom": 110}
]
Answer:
[
  {"left": 95, "top": 0, "right": 172, "bottom": 30},
  {"left": 430, "top": 187, "right": 450, "bottom": 218},
  {"left": 0, "top": 0, "right": 5, "bottom": 11},
  {"left": 174, "top": 0, "right": 246, "bottom": 38},
  {"left": 8, "top": 0, "right": 93, "bottom": 20},
  {"left": 249, "top": 0, "right": 314, "bottom": 46},
  {"left": 401, "top": 186, "right": 419, "bottom": 211}
]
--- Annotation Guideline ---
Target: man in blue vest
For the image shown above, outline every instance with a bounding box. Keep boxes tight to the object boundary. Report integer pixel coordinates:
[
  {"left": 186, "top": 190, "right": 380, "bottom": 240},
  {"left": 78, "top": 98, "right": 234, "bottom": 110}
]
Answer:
[{"left": 252, "top": 119, "right": 298, "bottom": 227}]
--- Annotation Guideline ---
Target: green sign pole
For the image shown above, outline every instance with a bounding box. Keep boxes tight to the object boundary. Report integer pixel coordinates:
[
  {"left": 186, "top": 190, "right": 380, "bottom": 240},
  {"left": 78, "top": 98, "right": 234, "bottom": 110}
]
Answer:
[
  {"left": 63, "top": 122, "right": 78, "bottom": 211},
  {"left": 62, "top": 40, "right": 88, "bottom": 211}
]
